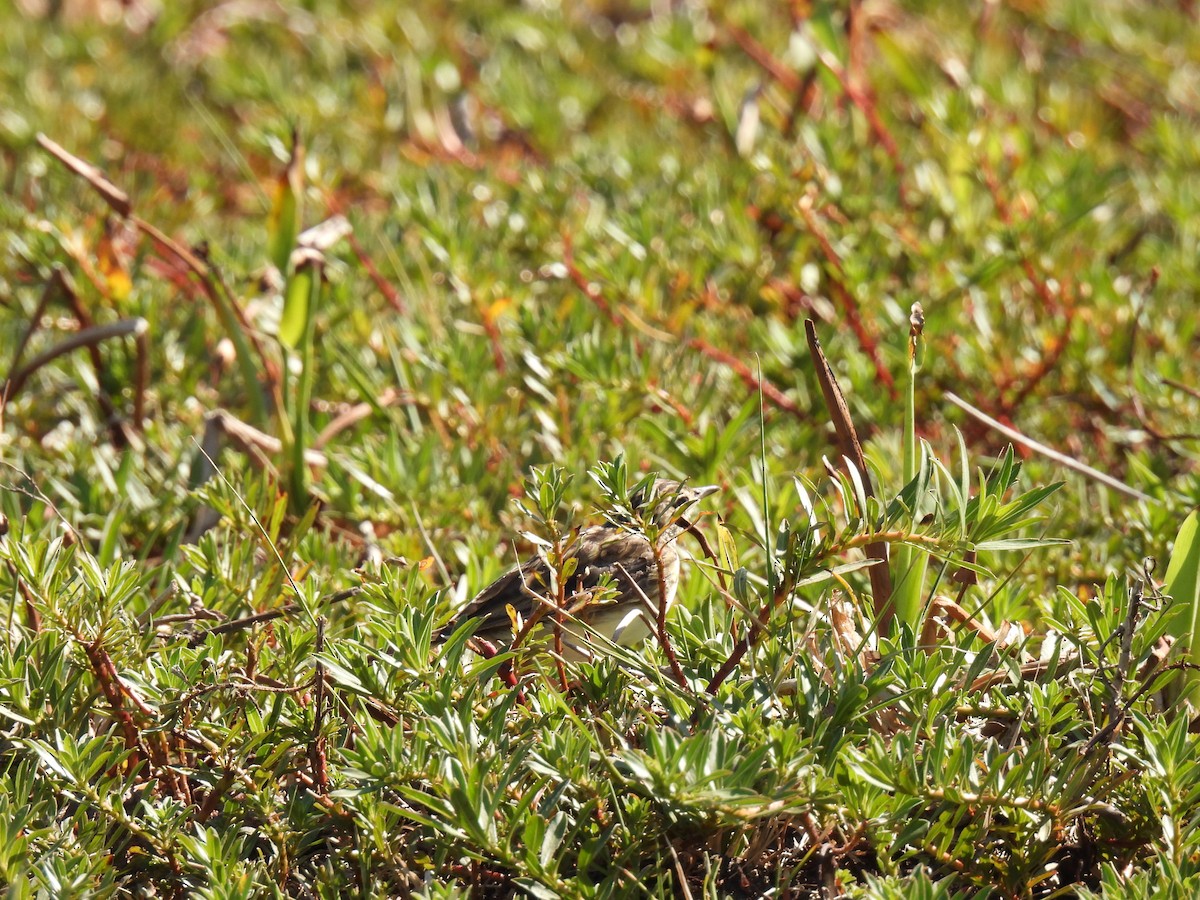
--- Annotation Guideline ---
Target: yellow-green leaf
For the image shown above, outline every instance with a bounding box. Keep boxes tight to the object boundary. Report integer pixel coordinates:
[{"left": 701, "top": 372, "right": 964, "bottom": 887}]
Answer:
[{"left": 267, "top": 129, "right": 303, "bottom": 275}]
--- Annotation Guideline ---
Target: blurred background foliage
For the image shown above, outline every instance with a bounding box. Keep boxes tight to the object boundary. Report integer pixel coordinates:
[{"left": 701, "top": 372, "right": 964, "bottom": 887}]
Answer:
[{"left": 2, "top": 0, "right": 1200, "bottom": 895}]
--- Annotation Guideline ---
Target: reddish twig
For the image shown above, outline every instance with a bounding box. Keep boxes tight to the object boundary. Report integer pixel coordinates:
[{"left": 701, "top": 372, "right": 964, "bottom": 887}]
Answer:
[
  {"left": 647, "top": 383, "right": 695, "bottom": 428},
  {"left": 707, "top": 581, "right": 789, "bottom": 695},
  {"left": 35, "top": 133, "right": 130, "bottom": 216},
  {"left": 201, "top": 408, "right": 328, "bottom": 471},
  {"left": 810, "top": 43, "right": 905, "bottom": 188},
  {"left": 560, "top": 238, "right": 805, "bottom": 420},
  {"left": 724, "top": 23, "right": 803, "bottom": 93},
  {"left": 36, "top": 134, "right": 278, "bottom": 415},
  {"left": 796, "top": 197, "right": 897, "bottom": 397},
  {"left": 980, "top": 158, "right": 1061, "bottom": 316},
  {"left": 721, "top": 22, "right": 906, "bottom": 190},
  {"left": 561, "top": 232, "right": 622, "bottom": 328},
  {"left": 681, "top": 516, "right": 729, "bottom": 595},
  {"left": 347, "top": 230, "right": 407, "bottom": 315},
  {"left": 81, "top": 639, "right": 145, "bottom": 770},
  {"left": 782, "top": 69, "right": 820, "bottom": 139},
  {"left": 651, "top": 543, "right": 688, "bottom": 688},
  {"left": 686, "top": 337, "right": 805, "bottom": 418},
  {"left": 146, "top": 729, "right": 189, "bottom": 804},
  {"left": 1164, "top": 378, "right": 1200, "bottom": 402},
  {"left": 845, "top": 0, "right": 867, "bottom": 95},
  {"left": 551, "top": 539, "right": 570, "bottom": 693},
  {"left": 9, "top": 266, "right": 62, "bottom": 375},
  {"left": 3, "top": 559, "right": 43, "bottom": 633},
  {"left": 805, "top": 319, "right": 893, "bottom": 622},
  {"left": 196, "top": 771, "right": 236, "bottom": 823},
  {"left": 999, "top": 298, "right": 1077, "bottom": 416},
  {"left": 765, "top": 276, "right": 830, "bottom": 324},
  {"left": 192, "top": 588, "right": 360, "bottom": 645}
]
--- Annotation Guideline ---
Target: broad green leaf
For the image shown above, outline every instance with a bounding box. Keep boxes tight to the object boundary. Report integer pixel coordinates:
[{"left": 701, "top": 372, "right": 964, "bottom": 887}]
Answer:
[
  {"left": 1164, "top": 510, "right": 1200, "bottom": 700},
  {"left": 278, "top": 255, "right": 316, "bottom": 350}
]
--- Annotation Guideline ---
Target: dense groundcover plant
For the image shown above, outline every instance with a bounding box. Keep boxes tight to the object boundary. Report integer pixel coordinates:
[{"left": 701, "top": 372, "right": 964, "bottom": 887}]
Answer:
[{"left": 3, "top": 1, "right": 1200, "bottom": 897}]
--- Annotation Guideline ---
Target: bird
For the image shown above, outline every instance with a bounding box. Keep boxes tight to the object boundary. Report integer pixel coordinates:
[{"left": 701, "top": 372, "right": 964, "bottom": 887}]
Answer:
[{"left": 445, "top": 478, "right": 718, "bottom": 661}]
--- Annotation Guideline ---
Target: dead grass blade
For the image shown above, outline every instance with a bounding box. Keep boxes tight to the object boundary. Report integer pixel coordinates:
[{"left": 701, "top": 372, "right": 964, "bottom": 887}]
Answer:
[
  {"left": 944, "top": 391, "right": 1158, "bottom": 504},
  {"left": 805, "top": 320, "right": 894, "bottom": 624}
]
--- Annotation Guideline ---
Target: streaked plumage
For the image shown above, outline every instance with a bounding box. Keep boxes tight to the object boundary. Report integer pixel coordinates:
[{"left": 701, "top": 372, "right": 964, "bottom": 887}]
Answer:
[{"left": 448, "top": 479, "right": 717, "bottom": 661}]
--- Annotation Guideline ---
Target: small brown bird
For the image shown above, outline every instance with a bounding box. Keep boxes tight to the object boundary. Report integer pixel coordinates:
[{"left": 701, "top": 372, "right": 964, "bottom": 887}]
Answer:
[{"left": 447, "top": 479, "right": 717, "bottom": 661}]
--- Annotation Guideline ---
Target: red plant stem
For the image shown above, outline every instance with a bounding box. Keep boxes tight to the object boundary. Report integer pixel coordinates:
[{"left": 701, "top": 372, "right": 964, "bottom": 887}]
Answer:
[
  {"left": 707, "top": 581, "right": 788, "bottom": 694},
  {"left": 796, "top": 200, "right": 897, "bottom": 397},
  {"left": 648, "top": 383, "right": 695, "bottom": 428},
  {"left": 652, "top": 542, "right": 688, "bottom": 688},
  {"left": 980, "top": 159, "right": 1060, "bottom": 316},
  {"left": 196, "top": 772, "right": 236, "bottom": 823},
  {"left": 846, "top": 0, "right": 866, "bottom": 95},
  {"left": 722, "top": 23, "right": 906, "bottom": 188},
  {"left": 724, "top": 23, "right": 802, "bottom": 92},
  {"left": 552, "top": 541, "right": 570, "bottom": 692},
  {"left": 561, "top": 233, "right": 622, "bottom": 328},
  {"left": 347, "top": 231, "right": 407, "bottom": 315},
  {"left": 1000, "top": 301, "right": 1076, "bottom": 416},
  {"left": 4, "top": 561, "right": 42, "bottom": 632},
  {"left": 82, "top": 640, "right": 144, "bottom": 769},
  {"left": 559, "top": 238, "right": 807, "bottom": 421},
  {"left": 686, "top": 337, "right": 805, "bottom": 418},
  {"left": 707, "top": 527, "right": 945, "bottom": 693}
]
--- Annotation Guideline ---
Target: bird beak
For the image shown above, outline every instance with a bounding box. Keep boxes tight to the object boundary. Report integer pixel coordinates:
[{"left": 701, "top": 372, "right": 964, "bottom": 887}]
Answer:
[{"left": 691, "top": 484, "right": 719, "bottom": 500}]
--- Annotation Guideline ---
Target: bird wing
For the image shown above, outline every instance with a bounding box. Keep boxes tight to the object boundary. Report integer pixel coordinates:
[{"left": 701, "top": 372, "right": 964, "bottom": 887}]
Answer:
[
  {"left": 448, "top": 527, "right": 659, "bottom": 641},
  {"left": 450, "top": 554, "right": 552, "bottom": 636},
  {"left": 574, "top": 536, "right": 658, "bottom": 607}
]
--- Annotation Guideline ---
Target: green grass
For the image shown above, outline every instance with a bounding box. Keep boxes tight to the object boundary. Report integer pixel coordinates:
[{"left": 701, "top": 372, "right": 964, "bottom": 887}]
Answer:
[{"left": 2, "top": 1, "right": 1200, "bottom": 896}]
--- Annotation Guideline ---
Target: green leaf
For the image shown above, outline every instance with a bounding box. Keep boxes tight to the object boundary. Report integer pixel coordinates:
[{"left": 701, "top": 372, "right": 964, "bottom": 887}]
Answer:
[
  {"left": 716, "top": 521, "right": 739, "bottom": 571},
  {"left": 1165, "top": 510, "right": 1200, "bottom": 625},
  {"left": 267, "top": 129, "right": 303, "bottom": 276},
  {"left": 0, "top": 705, "right": 36, "bottom": 726},
  {"left": 278, "top": 255, "right": 316, "bottom": 351},
  {"left": 1163, "top": 509, "right": 1200, "bottom": 704},
  {"left": 513, "top": 878, "right": 563, "bottom": 900},
  {"left": 974, "top": 538, "right": 1070, "bottom": 552}
]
